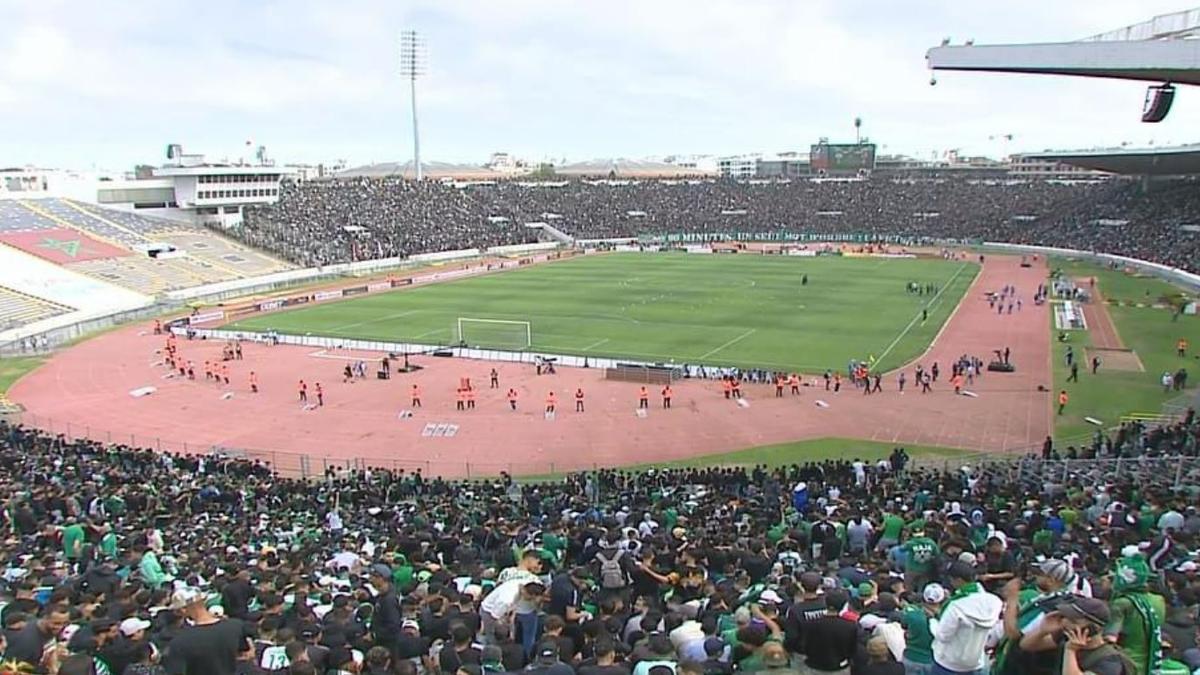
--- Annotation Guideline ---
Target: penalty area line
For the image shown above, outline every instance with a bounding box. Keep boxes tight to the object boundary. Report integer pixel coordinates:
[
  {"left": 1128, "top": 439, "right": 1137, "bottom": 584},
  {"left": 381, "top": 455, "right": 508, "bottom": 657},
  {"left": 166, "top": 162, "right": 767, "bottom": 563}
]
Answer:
[
  {"left": 330, "top": 309, "right": 421, "bottom": 332},
  {"left": 698, "top": 329, "right": 757, "bottom": 360},
  {"left": 873, "top": 262, "right": 968, "bottom": 368},
  {"left": 581, "top": 338, "right": 610, "bottom": 351}
]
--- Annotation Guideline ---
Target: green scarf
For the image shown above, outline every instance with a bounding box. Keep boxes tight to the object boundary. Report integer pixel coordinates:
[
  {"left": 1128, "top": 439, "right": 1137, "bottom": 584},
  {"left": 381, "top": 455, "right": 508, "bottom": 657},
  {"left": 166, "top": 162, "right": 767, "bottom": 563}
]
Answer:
[
  {"left": 1114, "top": 556, "right": 1162, "bottom": 675},
  {"left": 940, "top": 581, "right": 981, "bottom": 618},
  {"left": 1118, "top": 591, "right": 1163, "bottom": 675}
]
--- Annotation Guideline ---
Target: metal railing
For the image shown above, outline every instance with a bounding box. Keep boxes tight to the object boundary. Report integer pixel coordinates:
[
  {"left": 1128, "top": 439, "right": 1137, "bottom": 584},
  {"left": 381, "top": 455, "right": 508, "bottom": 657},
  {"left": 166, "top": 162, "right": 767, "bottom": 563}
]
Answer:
[{"left": 4, "top": 409, "right": 1162, "bottom": 482}]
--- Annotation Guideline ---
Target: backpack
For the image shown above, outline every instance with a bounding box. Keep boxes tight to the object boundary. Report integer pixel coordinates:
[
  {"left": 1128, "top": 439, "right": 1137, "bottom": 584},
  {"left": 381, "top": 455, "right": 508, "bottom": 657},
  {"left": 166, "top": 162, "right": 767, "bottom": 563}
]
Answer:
[
  {"left": 597, "top": 549, "right": 626, "bottom": 589},
  {"left": 1076, "top": 643, "right": 1137, "bottom": 675}
]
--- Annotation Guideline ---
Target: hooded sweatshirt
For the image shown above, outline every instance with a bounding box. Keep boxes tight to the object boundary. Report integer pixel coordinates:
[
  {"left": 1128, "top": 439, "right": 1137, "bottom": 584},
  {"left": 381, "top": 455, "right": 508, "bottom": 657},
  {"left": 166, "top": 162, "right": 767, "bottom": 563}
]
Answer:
[{"left": 930, "top": 583, "right": 1002, "bottom": 673}]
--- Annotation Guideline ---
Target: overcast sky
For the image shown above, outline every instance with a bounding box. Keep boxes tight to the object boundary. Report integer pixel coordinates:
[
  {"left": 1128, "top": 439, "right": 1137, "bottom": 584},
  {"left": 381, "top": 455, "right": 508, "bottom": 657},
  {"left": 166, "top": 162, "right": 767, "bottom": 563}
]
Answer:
[{"left": 3, "top": 0, "right": 1199, "bottom": 170}]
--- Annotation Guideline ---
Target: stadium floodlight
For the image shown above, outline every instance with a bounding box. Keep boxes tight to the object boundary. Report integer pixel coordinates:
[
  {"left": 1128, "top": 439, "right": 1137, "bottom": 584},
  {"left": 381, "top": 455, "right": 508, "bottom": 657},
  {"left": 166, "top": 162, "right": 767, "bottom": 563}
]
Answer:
[{"left": 400, "top": 30, "right": 426, "bottom": 180}]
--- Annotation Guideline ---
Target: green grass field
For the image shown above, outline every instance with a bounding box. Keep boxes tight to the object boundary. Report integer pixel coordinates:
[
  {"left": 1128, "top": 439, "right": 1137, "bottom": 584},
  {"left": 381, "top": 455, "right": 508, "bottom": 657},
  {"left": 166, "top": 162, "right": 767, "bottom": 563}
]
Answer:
[
  {"left": 0, "top": 356, "right": 44, "bottom": 396},
  {"left": 1050, "top": 258, "right": 1199, "bottom": 438},
  {"left": 226, "top": 253, "right": 977, "bottom": 372}
]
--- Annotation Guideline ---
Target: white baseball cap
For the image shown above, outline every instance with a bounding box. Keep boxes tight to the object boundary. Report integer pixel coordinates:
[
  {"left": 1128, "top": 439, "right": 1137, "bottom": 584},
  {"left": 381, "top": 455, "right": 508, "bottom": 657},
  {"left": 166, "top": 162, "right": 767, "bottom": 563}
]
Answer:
[
  {"left": 923, "top": 583, "right": 948, "bottom": 604},
  {"left": 759, "top": 589, "right": 783, "bottom": 605},
  {"left": 119, "top": 617, "right": 151, "bottom": 637}
]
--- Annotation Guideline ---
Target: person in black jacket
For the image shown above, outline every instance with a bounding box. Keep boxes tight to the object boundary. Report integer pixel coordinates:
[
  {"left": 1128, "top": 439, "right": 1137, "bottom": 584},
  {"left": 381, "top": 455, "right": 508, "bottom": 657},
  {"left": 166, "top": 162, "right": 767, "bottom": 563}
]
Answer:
[
  {"left": 801, "top": 590, "right": 859, "bottom": 674},
  {"left": 222, "top": 568, "right": 255, "bottom": 621},
  {"left": 369, "top": 565, "right": 403, "bottom": 659}
]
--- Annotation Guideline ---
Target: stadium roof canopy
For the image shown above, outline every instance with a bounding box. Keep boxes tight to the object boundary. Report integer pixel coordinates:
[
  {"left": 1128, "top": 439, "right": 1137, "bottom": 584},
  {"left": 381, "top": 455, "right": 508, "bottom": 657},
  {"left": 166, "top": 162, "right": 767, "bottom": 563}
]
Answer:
[
  {"left": 554, "top": 158, "right": 711, "bottom": 177},
  {"left": 1023, "top": 143, "right": 1200, "bottom": 175},
  {"left": 336, "top": 161, "right": 501, "bottom": 179},
  {"left": 926, "top": 8, "right": 1200, "bottom": 85}
]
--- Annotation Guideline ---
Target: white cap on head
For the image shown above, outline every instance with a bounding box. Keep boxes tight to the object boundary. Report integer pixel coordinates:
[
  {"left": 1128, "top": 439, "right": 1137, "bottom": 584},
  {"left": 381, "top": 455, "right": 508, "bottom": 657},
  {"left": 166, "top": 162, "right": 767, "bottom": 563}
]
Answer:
[
  {"left": 923, "top": 583, "right": 947, "bottom": 604},
  {"left": 119, "top": 618, "right": 151, "bottom": 637}
]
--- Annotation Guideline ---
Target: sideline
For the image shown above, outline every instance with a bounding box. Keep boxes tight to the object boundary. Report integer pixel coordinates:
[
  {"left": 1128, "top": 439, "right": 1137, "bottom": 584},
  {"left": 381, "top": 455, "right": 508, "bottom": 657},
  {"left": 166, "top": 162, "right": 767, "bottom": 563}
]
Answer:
[{"left": 873, "top": 262, "right": 970, "bottom": 368}]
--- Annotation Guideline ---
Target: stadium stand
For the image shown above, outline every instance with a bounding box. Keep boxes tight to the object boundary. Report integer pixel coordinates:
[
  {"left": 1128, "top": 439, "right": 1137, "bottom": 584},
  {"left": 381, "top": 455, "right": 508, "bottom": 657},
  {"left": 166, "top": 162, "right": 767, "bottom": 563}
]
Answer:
[
  {"left": 0, "top": 285, "right": 73, "bottom": 331},
  {"left": 0, "top": 198, "right": 291, "bottom": 295},
  {"left": 238, "top": 177, "right": 1200, "bottom": 272},
  {"left": 0, "top": 409, "right": 1195, "bottom": 674}
]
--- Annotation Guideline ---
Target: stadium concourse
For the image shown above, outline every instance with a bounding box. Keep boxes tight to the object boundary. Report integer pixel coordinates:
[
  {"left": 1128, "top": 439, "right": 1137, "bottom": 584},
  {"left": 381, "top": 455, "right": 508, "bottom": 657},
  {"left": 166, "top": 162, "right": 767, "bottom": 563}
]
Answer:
[
  {"left": 235, "top": 176, "right": 1200, "bottom": 274},
  {"left": 12, "top": 253, "right": 1048, "bottom": 477}
]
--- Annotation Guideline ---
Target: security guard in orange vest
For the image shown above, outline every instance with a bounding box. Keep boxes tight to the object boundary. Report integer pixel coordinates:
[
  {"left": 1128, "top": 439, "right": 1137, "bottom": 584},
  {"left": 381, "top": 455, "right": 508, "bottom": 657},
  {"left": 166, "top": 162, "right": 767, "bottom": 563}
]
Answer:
[{"left": 1058, "top": 389, "right": 1069, "bottom": 415}]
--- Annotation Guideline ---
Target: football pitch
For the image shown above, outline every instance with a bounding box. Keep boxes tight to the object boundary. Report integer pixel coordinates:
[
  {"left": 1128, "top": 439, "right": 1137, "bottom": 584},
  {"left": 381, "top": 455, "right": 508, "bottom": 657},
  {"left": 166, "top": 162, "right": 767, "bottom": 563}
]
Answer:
[{"left": 225, "top": 253, "right": 978, "bottom": 372}]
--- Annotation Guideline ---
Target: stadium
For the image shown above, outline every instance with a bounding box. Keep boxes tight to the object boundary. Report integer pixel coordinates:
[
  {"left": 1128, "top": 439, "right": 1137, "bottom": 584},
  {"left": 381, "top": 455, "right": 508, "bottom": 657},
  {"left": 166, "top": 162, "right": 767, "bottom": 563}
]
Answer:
[{"left": 0, "top": 5, "right": 1199, "bottom": 675}]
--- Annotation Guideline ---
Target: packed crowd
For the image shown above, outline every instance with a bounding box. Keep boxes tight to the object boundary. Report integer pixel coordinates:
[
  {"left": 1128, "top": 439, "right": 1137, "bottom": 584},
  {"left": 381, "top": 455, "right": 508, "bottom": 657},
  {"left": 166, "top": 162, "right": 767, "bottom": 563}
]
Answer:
[
  {"left": 234, "top": 179, "right": 541, "bottom": 267},
  {"left": 1, "top": 408, "right": 1199, "bottom": 675},
  {"left": 233, "top": 177, "right": 1200, "bottom": 273}
]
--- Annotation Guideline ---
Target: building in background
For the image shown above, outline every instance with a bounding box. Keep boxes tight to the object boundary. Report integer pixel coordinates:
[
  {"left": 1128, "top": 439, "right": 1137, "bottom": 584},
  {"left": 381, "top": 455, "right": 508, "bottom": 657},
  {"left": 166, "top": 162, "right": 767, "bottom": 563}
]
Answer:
[
  {"left": 755, "top": 152, "right": 810, "bottom": 178},
  {"left": 1008, "top": 154, "right": 1113, "bottom": 178},
  {"left": 717, "top": 155, "right": 760, "bottom": 179},
  {"left": 664, "top": 154, "right": 718, "bottom": 174},
  {"left": 2, "top": 146, "right": 310, "bottom": 228}
]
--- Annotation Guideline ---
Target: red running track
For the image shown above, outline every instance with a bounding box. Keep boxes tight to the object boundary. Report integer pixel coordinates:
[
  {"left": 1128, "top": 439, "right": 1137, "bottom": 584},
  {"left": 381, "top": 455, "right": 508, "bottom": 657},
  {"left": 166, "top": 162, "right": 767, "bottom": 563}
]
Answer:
[{"left": 9, "top": 255, "right": 1052, "bottom": 477}]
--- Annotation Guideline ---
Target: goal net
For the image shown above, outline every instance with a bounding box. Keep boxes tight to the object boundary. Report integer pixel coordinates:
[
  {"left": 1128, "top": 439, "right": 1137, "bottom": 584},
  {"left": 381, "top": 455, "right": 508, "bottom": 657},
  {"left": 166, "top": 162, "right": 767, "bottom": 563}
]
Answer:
[{"left": 455, "top": 318, "right": 532, "bottom": 350}]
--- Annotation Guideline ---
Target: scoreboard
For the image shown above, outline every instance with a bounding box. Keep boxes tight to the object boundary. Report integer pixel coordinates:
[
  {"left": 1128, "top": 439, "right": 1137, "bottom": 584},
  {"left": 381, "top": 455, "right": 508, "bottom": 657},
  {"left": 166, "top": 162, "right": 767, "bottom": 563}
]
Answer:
[{"left": 810, "top": 143, "right": 877, "bottom": 173}]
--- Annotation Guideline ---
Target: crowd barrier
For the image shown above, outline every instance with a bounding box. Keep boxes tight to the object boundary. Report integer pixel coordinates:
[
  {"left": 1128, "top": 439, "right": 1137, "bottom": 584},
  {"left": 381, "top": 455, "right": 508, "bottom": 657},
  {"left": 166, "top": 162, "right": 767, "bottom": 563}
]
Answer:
[
  {"left": 176, "top": 327, "right": 638, "bottom": 373},
  {"left": 12, "top": 407, "right": 1182, "bottom": 483}
]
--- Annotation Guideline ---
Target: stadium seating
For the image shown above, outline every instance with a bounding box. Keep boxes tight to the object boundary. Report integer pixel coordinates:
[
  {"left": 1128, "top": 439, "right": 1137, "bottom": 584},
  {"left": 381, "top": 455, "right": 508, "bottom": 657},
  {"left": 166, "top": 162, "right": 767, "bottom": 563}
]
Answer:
[
  {"left": 0, "top": 198, "right": 291, "bottom": 295},
  {"left": 0, "top": 410, "right": 1195, "bottom": 673},
  {"left": 0, "top": 284, "right": 72, "bottom": 331},
  {"left": 237, "top": 177, "right": 1200, "bottom": 272}
]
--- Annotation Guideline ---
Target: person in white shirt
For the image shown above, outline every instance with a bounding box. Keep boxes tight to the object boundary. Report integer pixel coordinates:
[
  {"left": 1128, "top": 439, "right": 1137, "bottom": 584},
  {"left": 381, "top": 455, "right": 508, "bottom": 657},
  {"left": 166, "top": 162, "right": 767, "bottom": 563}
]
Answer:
[
  {"left": 846, "top": 515, "right": 874, "bottom": 556},
  {"left": 327, "top": 549, "right": 363, "bottom": 574},
  {"left": 325, "top": 509, "right": 344, "bottom": 536},
  {"left": 480, "top": 578, "right": 545, "bottom": 646},
  {"left": 931, "top": 562, "right": 1001, "bottom": 675},
  {"left": 1158, "top": 507, "right": 1185, "bottom": 532},
  {"left": 638, "top": 513, "right": 659, "bottom": 537}
]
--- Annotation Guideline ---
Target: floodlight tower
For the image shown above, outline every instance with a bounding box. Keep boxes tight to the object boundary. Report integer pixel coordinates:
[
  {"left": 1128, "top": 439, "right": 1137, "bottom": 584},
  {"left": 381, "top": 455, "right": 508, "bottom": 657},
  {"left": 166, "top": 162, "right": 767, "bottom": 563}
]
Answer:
[{"left": 400, "top": 30, "right": 426, "bottom": 180}]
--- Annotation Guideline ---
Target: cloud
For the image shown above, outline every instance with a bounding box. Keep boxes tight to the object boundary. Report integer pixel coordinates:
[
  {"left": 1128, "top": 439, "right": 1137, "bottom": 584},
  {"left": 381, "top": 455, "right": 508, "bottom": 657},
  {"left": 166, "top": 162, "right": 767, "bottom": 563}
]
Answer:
[{"left": 1, "top": 0, "right": 1199, "bottom": 167}]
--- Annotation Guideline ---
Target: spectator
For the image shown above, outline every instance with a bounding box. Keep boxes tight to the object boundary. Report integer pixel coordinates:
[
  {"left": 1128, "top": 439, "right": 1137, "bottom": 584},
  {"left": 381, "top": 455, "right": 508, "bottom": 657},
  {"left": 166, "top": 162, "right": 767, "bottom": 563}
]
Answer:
[
  {"left": 233, "top": 176, "right": 1200, "bottom": 273},
  {"left": 930, "top": 563, "right": 1001, "bottom": 675},
  {"left": 798, "top": 590, "right": 857, "bottom": 674}
]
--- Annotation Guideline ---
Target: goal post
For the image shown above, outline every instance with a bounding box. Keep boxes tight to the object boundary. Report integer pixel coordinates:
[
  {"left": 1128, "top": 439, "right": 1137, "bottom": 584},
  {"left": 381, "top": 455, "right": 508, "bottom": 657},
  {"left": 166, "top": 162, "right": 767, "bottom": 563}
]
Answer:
[{"left": 455, "top": 318, "right": 532, "bottom": 350}]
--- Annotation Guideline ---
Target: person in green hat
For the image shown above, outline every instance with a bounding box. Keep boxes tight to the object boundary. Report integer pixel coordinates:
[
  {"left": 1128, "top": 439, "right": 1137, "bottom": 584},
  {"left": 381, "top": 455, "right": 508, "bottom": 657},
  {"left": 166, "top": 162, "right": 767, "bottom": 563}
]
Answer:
[{"left": 1104, "top": 555, "right": 1166, "bottom": 675}]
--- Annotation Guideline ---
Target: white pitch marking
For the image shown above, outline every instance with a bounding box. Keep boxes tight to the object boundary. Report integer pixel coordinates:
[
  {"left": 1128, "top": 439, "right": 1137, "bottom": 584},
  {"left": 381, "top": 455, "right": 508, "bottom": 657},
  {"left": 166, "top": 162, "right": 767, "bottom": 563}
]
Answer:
[
  {"left": 873, "top": 262, "right": 969, "bottom": 368},
  {"left": 331, "top": 309, "right": 420, "bottom": 332},
  {"left": 581, "top": 338, "right": 610, "bottom": 351},
  {"left": 698, "top": 328, "right": 757, "bottom": 359}
]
